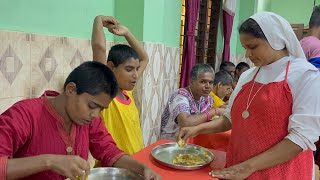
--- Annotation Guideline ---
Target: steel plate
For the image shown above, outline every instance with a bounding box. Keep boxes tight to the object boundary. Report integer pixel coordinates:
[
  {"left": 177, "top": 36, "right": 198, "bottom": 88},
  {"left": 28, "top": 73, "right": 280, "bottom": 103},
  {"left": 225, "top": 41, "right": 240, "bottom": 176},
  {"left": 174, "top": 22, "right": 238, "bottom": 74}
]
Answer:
[
  {"left": 88, "top": 167, "right": 144, "bottom": 180},
  {"left": 151, "top": 142, "right": 214, "bottom": 170}
]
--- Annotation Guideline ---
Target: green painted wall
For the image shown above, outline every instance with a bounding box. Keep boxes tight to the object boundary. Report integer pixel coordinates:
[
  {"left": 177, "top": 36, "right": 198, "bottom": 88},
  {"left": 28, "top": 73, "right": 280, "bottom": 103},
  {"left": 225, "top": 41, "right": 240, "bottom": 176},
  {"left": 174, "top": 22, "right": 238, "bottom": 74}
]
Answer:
[
  {"left": 235, "top": 0, "right": 256, "bottom": 54},
  {"left": 143, "top": 0, "right": 181, "bottom": 47},
  {"left": 270, "top": 0, "right": 314, "bottom": 26},
  {"left": 114, "top": 0, "right": 144, "bottom": 42},
  {"left": 230, "top": 0, "right": 316, "bottom": 56},
  {"left": 163, "top": 0, "right": 182, "bottom": 48},
  {"left": 0, "top": 0, "right": 115, "bottom": 40},
  {"left": 256, "top": 0, "right": 271, "bottom": 12},
  {"left": 0, "top": 0, "right": 181, "bottom": 47},
  {"left": 113, "top": 0, "right": 181, "bottom": 47}
]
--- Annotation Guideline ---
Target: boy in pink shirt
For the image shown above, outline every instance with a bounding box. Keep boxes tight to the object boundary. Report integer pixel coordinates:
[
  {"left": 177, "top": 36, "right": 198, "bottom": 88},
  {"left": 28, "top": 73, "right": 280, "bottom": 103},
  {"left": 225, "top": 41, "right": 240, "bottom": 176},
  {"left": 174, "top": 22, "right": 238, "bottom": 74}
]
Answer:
[
  {"left": 0, "top": 62, "right": 161, "bottom": 180},
  {"left": 300, "top": 5, "right": 320, "bottom": 68}
]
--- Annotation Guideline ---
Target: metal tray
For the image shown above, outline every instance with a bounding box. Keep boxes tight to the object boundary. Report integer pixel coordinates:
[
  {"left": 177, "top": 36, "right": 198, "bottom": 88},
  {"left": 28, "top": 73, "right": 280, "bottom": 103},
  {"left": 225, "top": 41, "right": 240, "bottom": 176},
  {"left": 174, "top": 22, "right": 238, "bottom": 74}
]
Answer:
[
  {"left": 151, "top": 142, "right": 214, "bottom": 170},
  {"left": 88, "top": 167, "right": 144, "bottom": 180}
]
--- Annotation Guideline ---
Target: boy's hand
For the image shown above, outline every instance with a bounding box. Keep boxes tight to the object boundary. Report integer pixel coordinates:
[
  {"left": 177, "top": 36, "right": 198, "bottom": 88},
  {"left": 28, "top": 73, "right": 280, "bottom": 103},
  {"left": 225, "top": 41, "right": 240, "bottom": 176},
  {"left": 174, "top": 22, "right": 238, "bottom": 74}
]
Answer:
[
  {"left": 143, "top": 166, "right": 161, "bottom": 180},
  {"left": 108, "top": 24, "right": 130, "bottom": 37},
  {"left": 99, "top": 16, "right": 119, "bottom": 28},
  {"left": 47, "top": 155, "right": 90, "bottom": 180}
]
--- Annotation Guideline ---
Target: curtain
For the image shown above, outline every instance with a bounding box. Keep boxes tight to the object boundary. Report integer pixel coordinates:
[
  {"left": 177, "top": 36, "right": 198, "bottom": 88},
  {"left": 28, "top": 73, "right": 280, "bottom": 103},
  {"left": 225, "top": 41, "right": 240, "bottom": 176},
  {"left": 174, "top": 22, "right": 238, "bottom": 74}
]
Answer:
[
  {"left": 222, "top": 0, "right": 236, "bottom": 61},
  {"left": 179, "top": 0, "right": 200, "bottom": 88}
]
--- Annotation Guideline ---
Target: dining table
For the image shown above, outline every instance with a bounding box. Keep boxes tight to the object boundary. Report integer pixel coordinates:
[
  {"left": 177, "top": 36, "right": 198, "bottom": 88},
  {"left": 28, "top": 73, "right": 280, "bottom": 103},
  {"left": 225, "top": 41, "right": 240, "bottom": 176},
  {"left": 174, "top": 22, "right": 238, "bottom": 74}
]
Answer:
[{"left": 132, "top": 139, "right": 227, "bottom": 180}]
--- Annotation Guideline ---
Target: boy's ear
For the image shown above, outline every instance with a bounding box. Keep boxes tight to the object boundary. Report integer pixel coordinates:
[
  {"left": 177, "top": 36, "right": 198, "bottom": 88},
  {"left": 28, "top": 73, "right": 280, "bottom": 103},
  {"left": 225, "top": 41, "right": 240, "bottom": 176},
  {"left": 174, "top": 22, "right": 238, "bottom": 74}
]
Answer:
[
  {"left": 217, "top": 82, "right": 222, "bottom": 88},
  {"left": 65, "top": 82, "right": 77, "bottom": 96},
  {"left": 107, "top": 61, "right": 115, "bottom": 71}
]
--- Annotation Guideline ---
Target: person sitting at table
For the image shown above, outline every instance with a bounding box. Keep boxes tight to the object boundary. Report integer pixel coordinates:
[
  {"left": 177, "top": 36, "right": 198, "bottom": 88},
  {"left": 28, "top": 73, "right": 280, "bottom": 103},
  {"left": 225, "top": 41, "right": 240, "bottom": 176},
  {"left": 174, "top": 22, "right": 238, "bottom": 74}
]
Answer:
[
  {"left": 209, "top": 71, "right": 233, "bottom": 109},
  {"left": 160, "top": 64, "right": 225, "bottom": 141},
  {"left": 179, "top": 12, "right": 320, "bottom": 180},
  {"left": 300, "top": 5, "right": 320, "bottom": 69},
  {"left": 219, "top": 61, "right": 235, "bottom": 103},
  {"left": 0, "top": 61, "right": 161, "bottom": 180},
  {"left": 220, "top": 61, "right": 236, "bottom": 79},
  {"left": 233, "top": 62, "right": 250, "bottom": 88}
]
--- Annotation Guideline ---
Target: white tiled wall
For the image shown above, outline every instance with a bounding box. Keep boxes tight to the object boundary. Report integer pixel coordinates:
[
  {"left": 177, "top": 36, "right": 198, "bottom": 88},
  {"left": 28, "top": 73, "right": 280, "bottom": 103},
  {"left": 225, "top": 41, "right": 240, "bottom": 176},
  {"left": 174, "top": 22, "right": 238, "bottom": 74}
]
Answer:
[{"left": 0, "top": 30, "right": 180, "bottom": 146}]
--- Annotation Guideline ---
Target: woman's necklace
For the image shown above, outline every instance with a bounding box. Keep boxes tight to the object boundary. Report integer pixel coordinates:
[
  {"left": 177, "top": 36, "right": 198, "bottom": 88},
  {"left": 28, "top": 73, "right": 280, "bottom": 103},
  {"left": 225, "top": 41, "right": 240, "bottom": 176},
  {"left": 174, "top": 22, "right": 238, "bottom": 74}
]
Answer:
[
  {"left": 188, "top": 87, "right": 200, "bottom": 114},
  {"left": 242, "top": 71, "right": 265, "bottom": 119}
]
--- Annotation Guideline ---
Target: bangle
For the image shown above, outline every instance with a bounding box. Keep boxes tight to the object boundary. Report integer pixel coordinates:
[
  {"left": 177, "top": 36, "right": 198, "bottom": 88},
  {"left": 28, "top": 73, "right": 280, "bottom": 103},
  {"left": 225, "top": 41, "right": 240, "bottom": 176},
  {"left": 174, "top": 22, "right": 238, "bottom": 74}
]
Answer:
[
  {"left": 204, "top": 110, "right": 211, "bottom": 121},
  {"left": 213, "top": 107, "right": 217, "bottom": 116}
]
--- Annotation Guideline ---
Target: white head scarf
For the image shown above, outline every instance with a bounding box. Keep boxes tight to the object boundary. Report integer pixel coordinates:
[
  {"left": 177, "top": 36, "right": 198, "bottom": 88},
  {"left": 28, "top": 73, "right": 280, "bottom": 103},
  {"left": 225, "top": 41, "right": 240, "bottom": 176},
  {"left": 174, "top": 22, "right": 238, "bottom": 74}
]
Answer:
[{"left": 250, "top": 12, "right": 306, "bottom": 59}]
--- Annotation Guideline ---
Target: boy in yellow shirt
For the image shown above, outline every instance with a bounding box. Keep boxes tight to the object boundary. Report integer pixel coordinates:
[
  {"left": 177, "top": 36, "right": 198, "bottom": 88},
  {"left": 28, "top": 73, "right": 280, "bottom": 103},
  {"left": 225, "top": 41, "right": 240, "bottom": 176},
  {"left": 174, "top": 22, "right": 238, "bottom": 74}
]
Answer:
[
  {"left": 91, "top": 16, "right": 148, "bottom": 156},
  {"left": 210, "top": 71, "right": 233, "bottom": 108}
]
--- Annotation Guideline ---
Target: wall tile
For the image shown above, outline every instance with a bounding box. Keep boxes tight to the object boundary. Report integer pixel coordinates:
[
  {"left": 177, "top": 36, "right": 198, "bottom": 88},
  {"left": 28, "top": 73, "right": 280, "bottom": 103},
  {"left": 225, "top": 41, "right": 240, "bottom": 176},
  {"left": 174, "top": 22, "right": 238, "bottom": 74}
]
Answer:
[
  {"left": 0, "top": 96, "right": 28, "bottom": 114},
  {"left": 30, "top": 34, "right": 63, "bottom": 80},
  {"left": 142, "top": 126, "right": 161, "bottom": 146},
  {"left": 31, "top": 73, "right": 64, "bottom": 97},
  {"left": 63, "top": 37, "right": 92, "bottom": 75},
  {"left": 0, "top": 31, "right": 31, "bottom": 99},
  {"left": 0, "top": 30, "right": 182, "bottom": 147}
]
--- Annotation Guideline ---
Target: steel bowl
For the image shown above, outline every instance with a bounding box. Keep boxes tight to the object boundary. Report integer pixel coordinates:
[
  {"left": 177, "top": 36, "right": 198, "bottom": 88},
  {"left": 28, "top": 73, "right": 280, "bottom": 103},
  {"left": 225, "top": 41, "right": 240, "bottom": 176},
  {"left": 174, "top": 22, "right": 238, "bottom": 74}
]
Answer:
[
  {"left": 151, "top": 142, "right": 214, "bottom": 170},
  {"left": 88, "top": 167, "right": 144, "bottom": 180}
]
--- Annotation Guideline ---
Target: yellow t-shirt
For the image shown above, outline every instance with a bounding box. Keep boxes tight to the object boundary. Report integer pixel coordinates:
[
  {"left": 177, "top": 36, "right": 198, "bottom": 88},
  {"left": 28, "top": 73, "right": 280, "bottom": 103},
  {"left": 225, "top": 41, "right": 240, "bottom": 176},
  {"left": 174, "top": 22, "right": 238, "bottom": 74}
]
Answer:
[
  {"left": 209, "top": 91, "right": 225, "bottom": 108},
  {"left": 100, "top": 90, "right": 144, "bottom": 155}
]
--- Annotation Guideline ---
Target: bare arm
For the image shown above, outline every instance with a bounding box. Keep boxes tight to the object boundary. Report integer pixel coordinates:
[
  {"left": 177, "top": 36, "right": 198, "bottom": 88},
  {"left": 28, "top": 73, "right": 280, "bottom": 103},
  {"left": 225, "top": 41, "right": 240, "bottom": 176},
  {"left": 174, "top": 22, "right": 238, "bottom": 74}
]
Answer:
[
  {"left": 177, "top": 107, "right": 225, "bottom": 127},
  {"left": 179, "top": 115, "right": 232, "bottom": 142},
  {"left": 108, "top": 25, "right": 149, "bottom": 79},
  {"left": 210, "top": 139, "right": 303, "bottom": 179},
  {"left": 6, "top": 155, "right": 89, "bottom": 180},
  {"left": 91, "top": 15, "right": 119, "bottom": 64},
  {"left": 123, "top": 32, "right": 148, "bottom": 79},
  {"left": 6, "top": 155, "right": 49, "bottom": 180},
  {"left": 113, "top": 155, "right": 161, "bottom": 180}
]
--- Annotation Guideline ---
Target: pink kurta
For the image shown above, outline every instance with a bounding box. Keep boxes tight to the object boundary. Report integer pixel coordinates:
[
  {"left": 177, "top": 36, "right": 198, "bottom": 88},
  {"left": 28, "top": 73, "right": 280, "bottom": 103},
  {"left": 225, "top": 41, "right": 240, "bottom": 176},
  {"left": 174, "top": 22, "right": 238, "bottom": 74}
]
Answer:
[
  {"left": 0, "top": 91, "right": 125, "bottom": 180},
  {"left": 300, "top": 36, "right": 320, "bottom": 59},
  {"left": 227, "top": 62, "right": 313, "bottom": 179}
]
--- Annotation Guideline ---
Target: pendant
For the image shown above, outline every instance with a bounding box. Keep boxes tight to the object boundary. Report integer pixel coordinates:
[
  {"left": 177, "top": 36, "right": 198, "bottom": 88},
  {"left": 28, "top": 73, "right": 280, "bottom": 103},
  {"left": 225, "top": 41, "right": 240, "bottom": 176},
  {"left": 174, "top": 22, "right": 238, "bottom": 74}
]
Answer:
[
  {"left": 66, "top": 146, "right": 73, "bottom": 153},
  {"left": 242, "top": 110, "right": 250, "bottom": 119}
]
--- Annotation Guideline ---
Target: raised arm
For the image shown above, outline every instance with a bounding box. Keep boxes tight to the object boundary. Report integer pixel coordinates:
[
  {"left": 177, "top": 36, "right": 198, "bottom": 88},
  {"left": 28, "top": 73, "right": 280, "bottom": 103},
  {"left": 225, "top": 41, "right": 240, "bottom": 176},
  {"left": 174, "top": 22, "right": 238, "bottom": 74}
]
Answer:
[
  {"left": 108, "top": 25, "right": 149, "bottom": 79},
  {"left": 91, "top": 15, "right": 119, "bottom": 64}
]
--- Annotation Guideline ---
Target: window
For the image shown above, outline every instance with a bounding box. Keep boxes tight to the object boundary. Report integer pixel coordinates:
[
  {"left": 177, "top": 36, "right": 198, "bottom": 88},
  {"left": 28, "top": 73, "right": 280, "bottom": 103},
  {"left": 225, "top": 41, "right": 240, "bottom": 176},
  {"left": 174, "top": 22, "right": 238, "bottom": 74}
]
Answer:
[{"left": 179, "top": 0, "right": 221, "bottom": 79}]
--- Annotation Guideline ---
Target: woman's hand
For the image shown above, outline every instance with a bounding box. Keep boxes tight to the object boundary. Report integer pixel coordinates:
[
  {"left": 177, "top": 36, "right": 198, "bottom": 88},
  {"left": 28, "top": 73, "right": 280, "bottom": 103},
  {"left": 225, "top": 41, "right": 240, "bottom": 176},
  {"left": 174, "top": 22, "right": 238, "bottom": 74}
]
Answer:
[
  {"left": 178, "top": 126, "right": 200, "bottom": 142},
  {"left": 208, "top": 162, "right": 255, "bottom": 180}
]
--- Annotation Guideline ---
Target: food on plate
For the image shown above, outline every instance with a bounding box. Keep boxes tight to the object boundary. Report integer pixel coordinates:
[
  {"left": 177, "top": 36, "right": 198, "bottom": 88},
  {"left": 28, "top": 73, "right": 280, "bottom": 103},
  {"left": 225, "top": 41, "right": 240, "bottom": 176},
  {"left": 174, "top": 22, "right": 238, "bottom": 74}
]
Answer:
[
  {"left": 177, "top": 137, "right": 186, "bottom": 148},
  {"left": 172, "top": 153, "right": 207, "bottom": 166}
]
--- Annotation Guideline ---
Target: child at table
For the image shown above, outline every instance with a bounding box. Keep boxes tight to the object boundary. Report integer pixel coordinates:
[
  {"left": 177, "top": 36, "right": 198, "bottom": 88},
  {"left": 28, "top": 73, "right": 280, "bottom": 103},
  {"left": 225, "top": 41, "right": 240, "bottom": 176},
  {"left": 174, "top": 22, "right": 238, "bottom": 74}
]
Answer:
[
  {"left": 300, "top": 5, "right": 320, "bottom": 69},
  {"left": 92, "top": 15, "right": 147, "bottom": 156},
  {"left": 0, "top": 61, "right": 160, "bottom": 180}
]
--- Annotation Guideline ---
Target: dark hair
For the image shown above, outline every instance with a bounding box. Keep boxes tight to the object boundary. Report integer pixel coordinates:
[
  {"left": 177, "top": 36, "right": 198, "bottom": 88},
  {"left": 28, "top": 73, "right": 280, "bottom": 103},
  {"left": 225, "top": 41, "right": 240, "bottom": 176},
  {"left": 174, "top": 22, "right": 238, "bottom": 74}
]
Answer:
[
  {"left": 190, "top": 64, "right": 214, "bottom": 81},
  {"left": 107, "top": 44, "right": 139, "bottom": 67},
  {"left": 236, "top": 62, "right": 250, "bottom": 72},
  {"left": 239, "top": 18, "right": 267, "bottom": 40},
  {"left": 64, "top": 61, "right": 118, "bottom": 98},
  {"left": 309, "top": 5, "right": 320, "bottom": 28},
  {"left": 220, "top": 61, "right": 235, "bottom": 72},
  {"left": 214, "top": 71, "right": 233, "bottom": 86}
]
